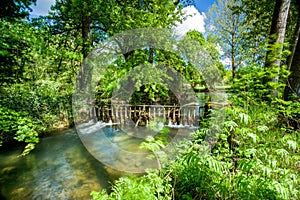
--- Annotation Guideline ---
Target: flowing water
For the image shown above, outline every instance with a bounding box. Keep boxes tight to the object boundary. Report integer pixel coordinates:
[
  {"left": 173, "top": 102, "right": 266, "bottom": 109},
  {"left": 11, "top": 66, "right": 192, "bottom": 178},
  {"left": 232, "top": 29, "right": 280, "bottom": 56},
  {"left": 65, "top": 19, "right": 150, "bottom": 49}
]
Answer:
[
  {"left": 0, "top": 128, "right": 113, "bottom": 200},
  {"left": 0, "top": 123, "right": 195, "bottom": 200}
]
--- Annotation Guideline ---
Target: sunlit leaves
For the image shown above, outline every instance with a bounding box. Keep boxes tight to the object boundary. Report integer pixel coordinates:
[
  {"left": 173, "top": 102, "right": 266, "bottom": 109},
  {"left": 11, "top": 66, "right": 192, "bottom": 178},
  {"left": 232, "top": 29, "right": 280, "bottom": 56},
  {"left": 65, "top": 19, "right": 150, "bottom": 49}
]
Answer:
[
  {"left": 239, "top": 113, "right": 250, "bottom": 125},
  {"left": 247, "top": 132, "right": 258, "bottom": 143},
  {"left": 224, "top": 120, "right": 238, "bottom": 131},
  {"left": 0, "top": 107, "right": 42, "bottom": 155},
  {"left": 257, "top": 125, "right": 269, "bottom": 132},
  {"left": 286, "top": 140, "right": 297, "bottom": 151}
]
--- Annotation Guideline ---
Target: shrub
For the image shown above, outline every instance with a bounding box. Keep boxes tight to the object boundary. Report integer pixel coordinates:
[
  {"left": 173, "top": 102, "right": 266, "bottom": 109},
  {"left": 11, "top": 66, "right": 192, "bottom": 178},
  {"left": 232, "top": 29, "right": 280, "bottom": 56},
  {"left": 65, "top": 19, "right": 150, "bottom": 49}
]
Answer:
[{"left": 0, "top": 107, "right": 44, "bottom": 155}]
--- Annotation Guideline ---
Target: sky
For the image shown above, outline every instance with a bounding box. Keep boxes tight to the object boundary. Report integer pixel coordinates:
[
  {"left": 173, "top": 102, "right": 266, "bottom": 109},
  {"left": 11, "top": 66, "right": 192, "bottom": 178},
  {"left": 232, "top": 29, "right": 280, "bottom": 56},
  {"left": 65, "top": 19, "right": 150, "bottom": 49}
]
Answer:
[
  {"left": 195, "top": 0, "right": 216, "bottom": 13},
  {"left": 30, "top": 1, "right": 216, "bottom": 34},
  {"left": 30, "top": 0, "right": 215, "bottom": 16},
  {"left": 174, "top": 5, "right": 206, "bottom": 37},
  {"left": 30, "top": 1, "right": 231, "bottom": 66},
  {"left": 30, "top": 0, "right": 217, "bottom": 42},
  {"left": 30, "top": 0, "right": 216, "bottom": 38},
  {"left": 30, "top": 0, "right": 55, "bottom": 16}
]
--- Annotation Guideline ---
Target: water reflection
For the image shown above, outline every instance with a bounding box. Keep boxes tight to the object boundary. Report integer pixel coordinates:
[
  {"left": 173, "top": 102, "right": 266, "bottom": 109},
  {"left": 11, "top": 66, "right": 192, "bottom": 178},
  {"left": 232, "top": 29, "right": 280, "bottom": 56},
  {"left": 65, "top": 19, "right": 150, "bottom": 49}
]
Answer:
[
  {"left": 77, "top": 121, "right": 195, "bottom": 173},
  {"left": 0, "top": 129, "right": 112, "bottom": 200},
  {"left": 0, "top": 125, "right": 194, "bottom": 199}
]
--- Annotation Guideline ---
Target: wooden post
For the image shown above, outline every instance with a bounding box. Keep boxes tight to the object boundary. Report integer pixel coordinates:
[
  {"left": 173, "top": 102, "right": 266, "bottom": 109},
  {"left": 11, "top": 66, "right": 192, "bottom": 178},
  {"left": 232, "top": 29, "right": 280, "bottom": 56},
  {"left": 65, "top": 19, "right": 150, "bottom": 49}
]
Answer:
[
  {"left": 179, "top": 108, "right": 182, "bottom": 125},
  {"left": 129, "top": 106, "right": 132, "bottom": 121},
  {"left": 125, "top": 106, "right": 128, "bottom": 125},
  {"left": 111, "top": 106, "right": 114, "bottom": 122},
  {"left": 177, "top": 108, "right": 180, "bottom": 125},
  {"left": 115, "top": 106, "right": 118, "bottom": 118},
  {"left": 188, "top": 108, "right": 191, "bottom": 125},
  {"left": 100, "top": 106, "right": 103, "bottom": 121},
  {"left": 104, "top": 106, "right": 107, "bottom": 122},
  {"left": 173, "top": 108, "right": 175, "bottom": 124},
  {"left": 119, "top": 106, "right": 122, "bottom": 125},
  {"left": 134, "top": 106, "right": 136, "bottom": 119},
  {"left": 183, "top": 108, "right": 187, "bottom": 126},
  {"left": 115, "top": 106, "right": 119, "bottom": 124}
]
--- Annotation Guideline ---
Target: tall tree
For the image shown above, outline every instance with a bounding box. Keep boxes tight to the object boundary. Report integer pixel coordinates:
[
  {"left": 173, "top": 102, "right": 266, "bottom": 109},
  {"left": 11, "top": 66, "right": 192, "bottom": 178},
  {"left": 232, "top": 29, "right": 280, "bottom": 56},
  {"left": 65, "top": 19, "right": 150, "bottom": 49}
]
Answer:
[
  {"left": 206, "top": 0, "right": 244, "bottom": 80},
  {"left": 265, "top": 0, "right": 291, "bottom": 96},
  {"left": 286, "top": 2, "right": 300, "bottom": 69},
  {"left": 284, "top": 1, "right": 300, "bottom": 100},
  {"left": 0, "top": 0, "right": 38, "bottom": 83},
  {"left": 48, "top": 0, "right": 183, "bottom": 90},
  {"left": 0, "top": 20, "right": 34, "bottom": 83},
  {"left": 240, "top": 0, "right": 275, "bottom": 66}
]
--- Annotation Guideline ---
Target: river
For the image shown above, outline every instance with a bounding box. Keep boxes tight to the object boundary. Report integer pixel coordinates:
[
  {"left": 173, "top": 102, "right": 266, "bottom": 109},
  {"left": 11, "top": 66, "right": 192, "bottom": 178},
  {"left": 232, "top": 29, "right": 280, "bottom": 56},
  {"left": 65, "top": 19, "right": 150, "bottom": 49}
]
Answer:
[
  {"left": 0, "top": 123, "right": 194, "bottom": 199},
  {"left": 0, "top": 128, "right": 115, "bottom": 199}
]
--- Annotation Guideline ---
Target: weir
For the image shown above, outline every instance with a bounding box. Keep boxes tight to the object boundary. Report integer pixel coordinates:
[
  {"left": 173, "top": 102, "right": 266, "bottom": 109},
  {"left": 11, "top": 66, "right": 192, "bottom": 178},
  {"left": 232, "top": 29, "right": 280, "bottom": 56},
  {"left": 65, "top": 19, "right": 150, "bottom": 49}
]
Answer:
[{"left": 95, "top": 103, "right": 206, "bottom": 127}]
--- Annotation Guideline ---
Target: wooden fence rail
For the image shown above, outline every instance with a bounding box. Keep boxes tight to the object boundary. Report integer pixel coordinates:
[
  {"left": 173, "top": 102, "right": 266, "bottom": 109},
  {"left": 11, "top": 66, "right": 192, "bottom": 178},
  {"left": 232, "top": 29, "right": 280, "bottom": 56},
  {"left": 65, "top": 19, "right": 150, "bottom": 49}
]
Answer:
[{"left": 95, "top": 104, "right": 206, "bottom": 127}]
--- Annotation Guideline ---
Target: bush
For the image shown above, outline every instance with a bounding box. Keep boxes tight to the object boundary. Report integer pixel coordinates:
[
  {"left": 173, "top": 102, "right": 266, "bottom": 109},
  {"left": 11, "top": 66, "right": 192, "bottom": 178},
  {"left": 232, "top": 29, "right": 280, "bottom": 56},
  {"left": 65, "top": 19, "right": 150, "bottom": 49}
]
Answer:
[
  {"left": 91, "top": 103, "right": 299, "bottom": 200},
  {"left": 0, "top": 81, "right": 73, "bottom": 128},
  {"left": 91, "top": 169, "right": 172, "bottom": 200},
  {"left": 0, "top": 107, "right": 44, "bottom": 155}
]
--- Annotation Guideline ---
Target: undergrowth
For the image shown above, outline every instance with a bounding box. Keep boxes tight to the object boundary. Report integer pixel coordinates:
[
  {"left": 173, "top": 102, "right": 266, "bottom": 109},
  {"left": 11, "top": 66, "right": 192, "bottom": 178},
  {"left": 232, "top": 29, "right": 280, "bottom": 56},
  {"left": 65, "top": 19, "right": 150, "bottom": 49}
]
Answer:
[
  {"left": 91, "top": 66, "right": 299, "bottom": 200},
  {"left": 91, "top": 100, "right": 299, "bottom": 200}
]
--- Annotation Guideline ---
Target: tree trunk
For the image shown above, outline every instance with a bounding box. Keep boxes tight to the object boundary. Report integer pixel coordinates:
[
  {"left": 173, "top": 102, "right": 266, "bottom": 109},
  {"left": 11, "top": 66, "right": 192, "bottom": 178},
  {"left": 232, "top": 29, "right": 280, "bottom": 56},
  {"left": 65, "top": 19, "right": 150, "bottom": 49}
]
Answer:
[
  {"left": 81, "top": 10, "right": 91, "bottom": 59},
  {"left": 231, "top": 39, "right": 235, "bottom": 80},
  {"left": 265, "top": 0, "right": 291, "bottom": 96},
  {"left": 284, "top": 6, "right": 300, "bottom": 100},
  {"left": 286, "top": 3, "right": 300, "bottom": 70},
  {"left": 77, "top": 7, "right": 92, "bottom": 90}
]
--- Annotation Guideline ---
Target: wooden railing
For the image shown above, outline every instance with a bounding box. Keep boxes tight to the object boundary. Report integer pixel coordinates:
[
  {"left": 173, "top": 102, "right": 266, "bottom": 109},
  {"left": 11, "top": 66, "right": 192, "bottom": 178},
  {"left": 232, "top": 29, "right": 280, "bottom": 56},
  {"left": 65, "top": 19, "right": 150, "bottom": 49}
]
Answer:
[{"left": 95, "top": 103, "right": 206, "bottom": 127}]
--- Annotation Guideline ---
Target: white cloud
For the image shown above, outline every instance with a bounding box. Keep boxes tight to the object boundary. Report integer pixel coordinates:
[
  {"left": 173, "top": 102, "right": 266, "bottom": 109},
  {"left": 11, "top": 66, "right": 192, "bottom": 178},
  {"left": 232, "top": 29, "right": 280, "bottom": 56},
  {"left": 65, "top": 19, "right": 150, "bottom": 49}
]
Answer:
[
  {"left": 221, "top": 57, "right": 231, "bottom": 67},
  {"left": 215, "top": 44, "right": 224, "bottom": 55},
  {"left": 174, "top": 6, "right": 206, "bottom": 37},
  {"left": 30, "top": 0, "right": 55, "bottom": 16},
  {"left": 215, "top": 44, "right": 232, "bottom": 67}
]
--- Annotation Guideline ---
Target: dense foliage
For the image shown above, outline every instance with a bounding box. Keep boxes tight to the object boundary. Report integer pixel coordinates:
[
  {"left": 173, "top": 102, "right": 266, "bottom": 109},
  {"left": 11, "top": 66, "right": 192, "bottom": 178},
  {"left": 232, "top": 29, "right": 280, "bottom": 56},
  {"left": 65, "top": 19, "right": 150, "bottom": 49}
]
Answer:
[
  {"left": 0, "top": 0, "right": 300, "bottom": 199},
  {"left": 0, "top": 0, "right": 186, "bottom": 154},
  {"left": 0, "top": 16, "right": 76, "bottom": 155},
  {"left": 91, "top": 0, "right": 300, "bottom": 199},
  {"left": 91, "top": 72, "right": 300, "bottom": 199}
]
